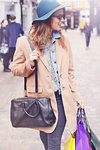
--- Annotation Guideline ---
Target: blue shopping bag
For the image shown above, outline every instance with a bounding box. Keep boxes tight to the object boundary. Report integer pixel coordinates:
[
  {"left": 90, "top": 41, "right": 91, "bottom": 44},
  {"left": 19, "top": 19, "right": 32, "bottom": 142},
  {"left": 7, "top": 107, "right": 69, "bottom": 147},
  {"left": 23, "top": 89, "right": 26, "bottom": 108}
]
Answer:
[{"left": 1, "top": 46, "right": 9, "bottom": 54}]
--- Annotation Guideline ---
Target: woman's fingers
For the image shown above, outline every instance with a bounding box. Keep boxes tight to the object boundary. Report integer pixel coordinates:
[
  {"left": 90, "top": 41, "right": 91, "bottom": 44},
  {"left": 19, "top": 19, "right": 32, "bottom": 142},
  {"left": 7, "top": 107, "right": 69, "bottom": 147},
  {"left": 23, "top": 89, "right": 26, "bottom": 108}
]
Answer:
[
  {"left": 30, "top": 50, "right": 40, "bottom": 68},
  {"left": 30, "top": 51, "right": 39, "bottom": 59},
  {"left": 77, "top": 101, "right": 85, "bottom": 109},
  {"left": 30, "top": 50, "right": 40, "bottom": 61}
]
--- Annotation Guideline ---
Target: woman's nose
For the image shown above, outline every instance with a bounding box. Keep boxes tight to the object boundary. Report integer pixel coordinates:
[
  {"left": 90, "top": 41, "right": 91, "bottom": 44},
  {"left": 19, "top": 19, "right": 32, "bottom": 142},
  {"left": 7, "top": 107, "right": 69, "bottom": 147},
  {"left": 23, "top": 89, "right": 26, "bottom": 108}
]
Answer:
[{"left": 61, "top": 18, "right": 64, "bottom": 23}]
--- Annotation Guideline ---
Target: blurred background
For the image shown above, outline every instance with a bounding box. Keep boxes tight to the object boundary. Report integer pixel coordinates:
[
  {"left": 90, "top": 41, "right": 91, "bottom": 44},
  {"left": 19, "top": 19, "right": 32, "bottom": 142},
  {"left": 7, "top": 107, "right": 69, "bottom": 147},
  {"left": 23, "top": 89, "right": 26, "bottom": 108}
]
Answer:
[
  {"left": 0, "top": 0, "right": 100, "bottom": 35},
  {"left": 0, "top": 1, "right": 100, "bottom": 150}
]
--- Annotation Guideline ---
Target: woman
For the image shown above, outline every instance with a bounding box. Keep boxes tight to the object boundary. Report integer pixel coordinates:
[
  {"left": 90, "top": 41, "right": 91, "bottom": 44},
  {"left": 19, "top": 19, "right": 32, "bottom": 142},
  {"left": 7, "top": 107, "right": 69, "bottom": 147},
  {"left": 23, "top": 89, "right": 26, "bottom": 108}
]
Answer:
[
  {"left": 0, "top": 19, "right": 11, "bottom": 72},
  {"left": 12, "top": 0, "right": 84, "bottom": 149}
]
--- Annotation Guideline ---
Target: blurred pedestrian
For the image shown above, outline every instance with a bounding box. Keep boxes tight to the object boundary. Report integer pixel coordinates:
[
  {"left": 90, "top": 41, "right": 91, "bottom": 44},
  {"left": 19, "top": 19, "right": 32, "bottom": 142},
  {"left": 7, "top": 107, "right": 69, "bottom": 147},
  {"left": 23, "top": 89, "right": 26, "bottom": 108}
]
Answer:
[
  {"left": 0, "top": 19, "right": 11, "bottom": 72},
  {"left": 84, "top": 20, "right": 92, "bottom": 49},
  {"left": 79, "top": 22, "right": 84, "bottom": 34},
  {"left": 12, "top": 0, "right": 84, "bottom": 149},
  {"left": 6, "top": 15, "right": 24, "bottom": 62}
]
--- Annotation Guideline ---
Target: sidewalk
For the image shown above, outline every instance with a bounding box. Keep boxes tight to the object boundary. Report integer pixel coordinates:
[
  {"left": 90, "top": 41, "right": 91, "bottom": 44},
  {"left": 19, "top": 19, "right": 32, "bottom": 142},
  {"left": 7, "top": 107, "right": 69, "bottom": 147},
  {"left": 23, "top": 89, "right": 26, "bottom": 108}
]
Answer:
[
  {"left": 0, "top": 29, "right": 100, "bottom": 150},
  {"left": 66, "top": 29, "right": 100, "bottom": 139}
]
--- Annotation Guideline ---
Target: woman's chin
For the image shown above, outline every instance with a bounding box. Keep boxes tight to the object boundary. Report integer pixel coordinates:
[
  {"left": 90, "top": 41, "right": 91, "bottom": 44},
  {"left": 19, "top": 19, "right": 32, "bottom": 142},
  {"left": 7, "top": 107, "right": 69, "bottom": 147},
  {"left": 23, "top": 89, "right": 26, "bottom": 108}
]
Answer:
[{"left": 54, "top": 28, "right": 61, "bottom": 31}]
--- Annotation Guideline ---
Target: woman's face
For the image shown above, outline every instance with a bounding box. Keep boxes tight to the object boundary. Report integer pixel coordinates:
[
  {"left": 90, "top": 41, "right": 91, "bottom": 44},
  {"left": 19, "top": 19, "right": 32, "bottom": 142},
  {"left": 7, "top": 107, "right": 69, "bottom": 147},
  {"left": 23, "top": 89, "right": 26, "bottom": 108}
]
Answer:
[
  {"left": 50, "top": 9, "right": 64, "bottom": 31},
  {"left": 2, "top": 20, "right": 8, "bottom": 27}
]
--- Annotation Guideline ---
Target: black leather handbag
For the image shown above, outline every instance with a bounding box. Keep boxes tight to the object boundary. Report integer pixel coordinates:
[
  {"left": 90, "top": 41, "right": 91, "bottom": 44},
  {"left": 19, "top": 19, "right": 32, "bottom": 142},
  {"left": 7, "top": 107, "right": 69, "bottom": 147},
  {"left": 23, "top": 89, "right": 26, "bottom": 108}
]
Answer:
[{"left": 10, "top": 37, "right": 56, "bottom": 128}]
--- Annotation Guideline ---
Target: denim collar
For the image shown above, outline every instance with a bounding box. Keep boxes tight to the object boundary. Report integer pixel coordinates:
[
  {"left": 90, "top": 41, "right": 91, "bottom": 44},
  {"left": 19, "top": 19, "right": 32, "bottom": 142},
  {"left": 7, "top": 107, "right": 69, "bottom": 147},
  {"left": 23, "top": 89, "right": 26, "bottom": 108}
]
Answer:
[{"left": 52, "top": 31, "right": 61, "bottom": 43}]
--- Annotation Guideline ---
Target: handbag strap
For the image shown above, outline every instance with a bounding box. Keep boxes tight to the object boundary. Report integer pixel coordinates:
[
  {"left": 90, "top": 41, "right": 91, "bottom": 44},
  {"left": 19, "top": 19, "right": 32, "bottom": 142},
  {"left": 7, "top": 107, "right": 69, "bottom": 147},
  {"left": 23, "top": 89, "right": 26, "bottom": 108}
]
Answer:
[{"left": 24, "top": 36, "right": 38, "bottom": 93}]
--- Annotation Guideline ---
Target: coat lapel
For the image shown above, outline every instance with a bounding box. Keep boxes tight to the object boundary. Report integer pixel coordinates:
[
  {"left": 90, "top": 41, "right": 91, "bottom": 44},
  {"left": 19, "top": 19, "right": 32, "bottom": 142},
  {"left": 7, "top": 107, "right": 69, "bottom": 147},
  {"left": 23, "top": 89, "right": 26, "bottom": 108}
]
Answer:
[
  {"left": 39, "top": 53, "right": 50, "bottom": 72},
  {"left": 55, "top": 39, "right": 63, "bottom": 74}
]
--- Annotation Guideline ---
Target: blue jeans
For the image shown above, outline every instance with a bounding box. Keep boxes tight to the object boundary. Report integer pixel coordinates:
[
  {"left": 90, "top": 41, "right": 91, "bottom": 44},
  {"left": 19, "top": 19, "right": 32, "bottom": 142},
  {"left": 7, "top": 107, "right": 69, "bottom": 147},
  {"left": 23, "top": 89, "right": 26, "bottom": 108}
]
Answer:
[{"left": 40, "top": 92, "right": 66, "bottom": 150}]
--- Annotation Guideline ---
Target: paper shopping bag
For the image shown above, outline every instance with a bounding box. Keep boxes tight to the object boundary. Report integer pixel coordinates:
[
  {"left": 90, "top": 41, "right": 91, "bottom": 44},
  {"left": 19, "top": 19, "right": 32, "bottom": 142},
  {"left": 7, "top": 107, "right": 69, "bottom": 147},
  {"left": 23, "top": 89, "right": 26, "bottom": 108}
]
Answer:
[
  {"left": 76, "top": 109, "right": 90, "bottom": 150},
  {"left": 64, "top": 134, "right": 75, "bottom": 150}
]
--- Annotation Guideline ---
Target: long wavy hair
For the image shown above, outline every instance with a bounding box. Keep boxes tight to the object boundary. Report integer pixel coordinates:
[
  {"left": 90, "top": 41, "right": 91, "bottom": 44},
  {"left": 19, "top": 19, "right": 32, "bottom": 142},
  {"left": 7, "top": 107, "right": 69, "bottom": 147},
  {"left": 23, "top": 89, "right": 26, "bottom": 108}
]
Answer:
[{"left": 28, "top": 17, "right": 67, "bottom": 53}]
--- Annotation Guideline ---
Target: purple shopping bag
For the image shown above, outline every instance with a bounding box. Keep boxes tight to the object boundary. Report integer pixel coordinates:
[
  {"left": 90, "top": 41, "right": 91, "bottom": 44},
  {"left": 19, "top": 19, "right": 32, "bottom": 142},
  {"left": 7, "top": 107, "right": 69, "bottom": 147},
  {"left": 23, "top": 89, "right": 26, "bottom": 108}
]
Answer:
[{"left": 76, "top": 109, "right": 90, "bottom": 150}]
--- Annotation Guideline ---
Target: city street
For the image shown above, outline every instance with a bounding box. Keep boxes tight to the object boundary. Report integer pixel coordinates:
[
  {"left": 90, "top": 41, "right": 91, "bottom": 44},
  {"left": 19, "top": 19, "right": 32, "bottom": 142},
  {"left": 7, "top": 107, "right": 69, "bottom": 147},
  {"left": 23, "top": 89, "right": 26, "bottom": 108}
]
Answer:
[{"left": 0, "top": 29, "right": 100, "bottom": 150}]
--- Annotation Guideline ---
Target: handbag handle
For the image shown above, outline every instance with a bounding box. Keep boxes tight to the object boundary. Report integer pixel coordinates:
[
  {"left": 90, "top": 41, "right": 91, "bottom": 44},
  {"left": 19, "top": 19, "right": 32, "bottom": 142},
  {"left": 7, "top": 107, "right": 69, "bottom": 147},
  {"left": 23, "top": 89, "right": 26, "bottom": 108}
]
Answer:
[
  {"left": 24, "top": 37, "right": 38, "bottom": 93},
  {"left": 23, "top": 100, "right": 40, "bottom": 118}
]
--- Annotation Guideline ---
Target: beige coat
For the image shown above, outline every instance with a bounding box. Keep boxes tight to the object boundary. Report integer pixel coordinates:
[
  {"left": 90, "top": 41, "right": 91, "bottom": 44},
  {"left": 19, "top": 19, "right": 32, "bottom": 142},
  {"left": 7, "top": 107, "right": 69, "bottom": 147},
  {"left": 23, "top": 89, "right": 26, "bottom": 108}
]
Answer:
[{"left": 12, "top": 35, "right": 83, "bottom": 134}]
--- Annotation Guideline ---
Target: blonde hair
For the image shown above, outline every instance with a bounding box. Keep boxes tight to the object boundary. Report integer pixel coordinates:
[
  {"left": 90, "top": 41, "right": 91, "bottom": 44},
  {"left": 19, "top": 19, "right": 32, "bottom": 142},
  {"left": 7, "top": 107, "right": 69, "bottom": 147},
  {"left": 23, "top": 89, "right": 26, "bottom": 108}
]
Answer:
[{"left": 28, "top": 18, "right": 67, "bottom": 52}]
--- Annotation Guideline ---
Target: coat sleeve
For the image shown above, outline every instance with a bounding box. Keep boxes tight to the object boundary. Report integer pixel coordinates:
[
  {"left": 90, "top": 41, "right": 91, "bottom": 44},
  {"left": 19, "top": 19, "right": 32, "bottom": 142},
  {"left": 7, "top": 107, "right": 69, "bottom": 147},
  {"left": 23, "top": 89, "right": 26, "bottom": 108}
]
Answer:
[
  {"left": 11, "top": 37, "right": 35, "bottom": 77},
  {"left": 66, "top": 36, "right": 84, "bottom": 107}
]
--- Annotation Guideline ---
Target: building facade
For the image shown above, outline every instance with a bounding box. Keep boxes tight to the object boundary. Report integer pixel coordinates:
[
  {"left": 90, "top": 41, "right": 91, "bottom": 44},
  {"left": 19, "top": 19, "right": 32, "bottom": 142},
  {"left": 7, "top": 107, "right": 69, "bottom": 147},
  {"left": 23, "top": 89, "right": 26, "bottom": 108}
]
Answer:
[
  {"left": 0, "top": 0, "right": 21, "bottom": 23},
  {"left": 58, "top": 0, "right": 90, "bottom": 29},
  {"left": 0, "top": 0, "right": 37, "bottom": 33},
  {"left": 90, "top": 0, "right": 100, "bottom": 35},
  {"left": 58, "top": 0, "right": 89, "bottom": 10}
]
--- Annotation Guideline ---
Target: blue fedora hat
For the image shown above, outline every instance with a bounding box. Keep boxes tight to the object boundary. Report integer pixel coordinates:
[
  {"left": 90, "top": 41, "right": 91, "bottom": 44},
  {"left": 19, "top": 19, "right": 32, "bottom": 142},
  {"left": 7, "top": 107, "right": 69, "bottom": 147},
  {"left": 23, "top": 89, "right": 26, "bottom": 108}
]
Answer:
[{"left": 32, "top": 0, "right": 68, "bottom": 24}]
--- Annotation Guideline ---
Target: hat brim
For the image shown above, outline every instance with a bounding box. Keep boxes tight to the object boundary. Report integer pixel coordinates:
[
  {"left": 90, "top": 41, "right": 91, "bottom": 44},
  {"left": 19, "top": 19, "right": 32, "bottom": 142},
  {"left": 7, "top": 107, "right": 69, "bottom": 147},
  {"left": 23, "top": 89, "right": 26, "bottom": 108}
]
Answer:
[{"left": 32, "top": 4, "right": 69, "bottom": 24}]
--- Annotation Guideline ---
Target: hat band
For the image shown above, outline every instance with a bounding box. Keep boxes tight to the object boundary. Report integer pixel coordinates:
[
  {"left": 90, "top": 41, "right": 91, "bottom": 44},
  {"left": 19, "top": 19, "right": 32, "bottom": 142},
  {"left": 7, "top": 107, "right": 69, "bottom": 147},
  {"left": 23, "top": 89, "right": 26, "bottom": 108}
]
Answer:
[{"left": 39, "top": 4, "right": 61, "bottom": 18}]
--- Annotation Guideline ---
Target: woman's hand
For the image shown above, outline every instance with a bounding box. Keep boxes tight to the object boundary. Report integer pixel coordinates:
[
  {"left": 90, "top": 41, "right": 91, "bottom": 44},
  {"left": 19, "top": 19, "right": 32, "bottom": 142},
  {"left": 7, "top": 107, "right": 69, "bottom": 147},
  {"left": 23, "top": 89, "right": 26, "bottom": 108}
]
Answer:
[
  {"left": 77, "top": 101, "right": 85, "bottom": 109},
  {"left": 77, "top": 102, "right": 83, "bottom": 108},
  {"left": 30, "top": 50, "right": 40, "bottom": 68}
]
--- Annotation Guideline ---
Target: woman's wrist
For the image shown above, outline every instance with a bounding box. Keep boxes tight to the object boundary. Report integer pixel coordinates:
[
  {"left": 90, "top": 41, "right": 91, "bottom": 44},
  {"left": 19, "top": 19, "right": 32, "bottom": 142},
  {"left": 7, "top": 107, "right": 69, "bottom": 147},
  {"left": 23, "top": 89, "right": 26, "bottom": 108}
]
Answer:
[{"left": 30, "top": 60, "right": 35, "bottom": 69}]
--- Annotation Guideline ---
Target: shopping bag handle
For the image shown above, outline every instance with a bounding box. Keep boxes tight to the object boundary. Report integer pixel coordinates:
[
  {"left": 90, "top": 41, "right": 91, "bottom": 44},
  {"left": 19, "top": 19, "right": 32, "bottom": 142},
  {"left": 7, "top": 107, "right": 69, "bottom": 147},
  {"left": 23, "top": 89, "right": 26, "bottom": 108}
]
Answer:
[
  {"left": 77, "top": 108, "right": 84, "bottom": 124},
  {"left": 77, "top": 108, "right": 91, "bottom": 133}
]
